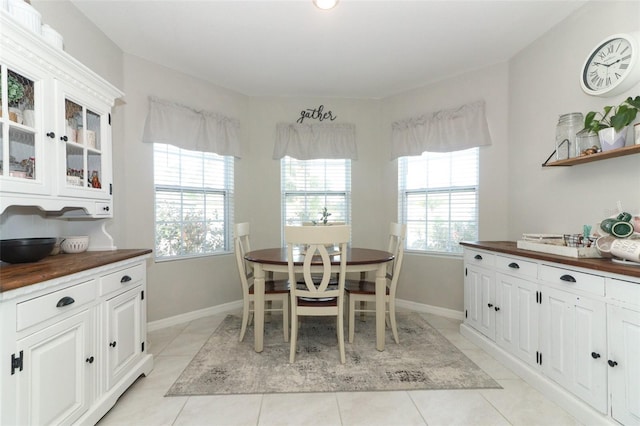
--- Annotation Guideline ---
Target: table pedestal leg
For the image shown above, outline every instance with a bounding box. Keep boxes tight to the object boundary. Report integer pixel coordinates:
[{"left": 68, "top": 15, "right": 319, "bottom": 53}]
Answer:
[
  {"left": 375, "top": 263, "right": 386, "bottom": 351},
  {"left": 254, "top": 263, "right": 265, "bottom": 353}
]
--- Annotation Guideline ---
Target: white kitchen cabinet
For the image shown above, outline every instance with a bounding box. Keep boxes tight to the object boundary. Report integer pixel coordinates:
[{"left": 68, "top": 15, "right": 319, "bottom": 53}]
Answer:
[
  {"left": 460, "top": 242, "right": 640, "bottom": 426},
  {"left": 464, "top": 249, "right": 495, "bottom": 340},
  {"left": 0, "top": 11, "right": 121, "bottom": 217},
  {"left": 539, "top": 286, "right": 607, "bottom": 413},
  {"left": 15, "top": 309, "right": 95, "bottom": 426},
  {"left": 0, "top": 254, "right": 153, "bottom": 426},
  {"left": 607, "top": 304, "right": 640, "bottom": 425}
]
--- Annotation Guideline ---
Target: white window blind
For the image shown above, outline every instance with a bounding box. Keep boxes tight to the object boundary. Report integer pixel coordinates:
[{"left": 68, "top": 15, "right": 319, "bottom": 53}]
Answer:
[
  {"left": 398, "top": 148, "right": 478, "bottom": 254},
  {"left": 281, "top": 157, "right": 351, "bottom": 231},
  {"left": 154, "top": 143, "right": 234, "bottom": 260}
]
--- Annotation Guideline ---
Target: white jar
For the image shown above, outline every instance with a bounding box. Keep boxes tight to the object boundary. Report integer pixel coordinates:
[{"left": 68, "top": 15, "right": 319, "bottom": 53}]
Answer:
[{"left": 8, "top": 0, "right": 42, "bottom": 34}]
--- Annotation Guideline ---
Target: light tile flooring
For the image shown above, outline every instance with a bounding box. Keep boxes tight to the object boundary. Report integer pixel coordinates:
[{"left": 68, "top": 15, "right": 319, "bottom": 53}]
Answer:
[{"left": 97, "top": 310, "right": 581, "bottom": 426}]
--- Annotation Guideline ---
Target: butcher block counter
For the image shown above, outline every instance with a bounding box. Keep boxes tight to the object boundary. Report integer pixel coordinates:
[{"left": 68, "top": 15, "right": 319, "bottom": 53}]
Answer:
[
  {"left": 0, "top": 249, "right": 152, "bottom": 293},
  {"left": 460, "top": 241, "right": 640, "bottom": 279}
]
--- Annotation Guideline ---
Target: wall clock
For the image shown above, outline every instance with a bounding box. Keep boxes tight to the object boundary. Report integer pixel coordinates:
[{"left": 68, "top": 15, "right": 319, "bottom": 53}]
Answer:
[{"left": 581, "top": 32, "right": 640, "bottom": 97}]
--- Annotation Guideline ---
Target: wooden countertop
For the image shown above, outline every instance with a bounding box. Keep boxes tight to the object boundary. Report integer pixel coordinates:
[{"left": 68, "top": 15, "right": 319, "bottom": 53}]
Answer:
[
  {"left": 0, "top": 249, "right": 152, "bottom": 293},
  {"left": 460, "top": 241, "right": 640, "bottom": 279}
]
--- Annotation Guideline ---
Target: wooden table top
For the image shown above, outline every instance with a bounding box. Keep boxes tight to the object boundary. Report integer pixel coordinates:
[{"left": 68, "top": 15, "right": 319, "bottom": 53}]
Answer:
[
  {"left": 245, "top": 247, "right": 394, "bottom": 266},
  {"left": 0, "top": 249, "right": 152, "bottom": 293}
]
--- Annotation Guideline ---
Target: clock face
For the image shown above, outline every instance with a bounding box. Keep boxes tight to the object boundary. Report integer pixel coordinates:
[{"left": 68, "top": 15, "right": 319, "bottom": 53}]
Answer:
[{"left": 582, "top": 37, "right": 634, "bottom": 94}]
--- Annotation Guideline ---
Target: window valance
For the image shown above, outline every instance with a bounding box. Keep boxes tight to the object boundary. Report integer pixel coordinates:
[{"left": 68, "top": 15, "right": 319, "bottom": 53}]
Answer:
[
  {"left": 142, "top": 96, "right": 242, "bottom": 158},
  {"left": 390, "top": 100, "right": 492, "bottom": 159},
  {"left": 273, "top": 122, "right": 357, "bottom": 160}
]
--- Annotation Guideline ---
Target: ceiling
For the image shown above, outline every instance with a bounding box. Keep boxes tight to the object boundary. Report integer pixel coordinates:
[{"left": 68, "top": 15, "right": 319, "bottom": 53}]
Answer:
[{"left": 71, "top": 0, "right": 587, "bottom": 99}]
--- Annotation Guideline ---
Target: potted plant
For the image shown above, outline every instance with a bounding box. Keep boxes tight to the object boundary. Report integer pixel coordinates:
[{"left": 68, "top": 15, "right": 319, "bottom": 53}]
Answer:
[
  {"left": 582, "top": 96, "right": 640, "bottom": 151},
  {"left": 0, "top": 75, "right": 26, "bottom": 123},
  {"left": 311, "top": 207, "right": 332, "bottom": 225}
]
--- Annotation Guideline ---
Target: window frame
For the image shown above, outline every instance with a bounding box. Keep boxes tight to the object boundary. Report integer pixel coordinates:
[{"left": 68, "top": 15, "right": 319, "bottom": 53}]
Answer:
[
  {"left": 280, "top": 156, "right": 351, "bottom": 243},
  {"left": 153, "top": 143, "right": 234, "bottom": 261},
  {"left": 398, "top": 148, "right": 479, "bottom": 256}
]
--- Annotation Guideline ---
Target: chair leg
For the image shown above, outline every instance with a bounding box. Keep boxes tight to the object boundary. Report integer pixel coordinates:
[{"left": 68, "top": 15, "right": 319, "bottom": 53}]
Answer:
[
  {"left": 348, "top": 295, "right": 356, "bottom": 343},
  {"left": 337, "top": 310, "right": 346, "bottom": 364},
  {"left": 289, "top": 312, "right": 298, "bottom": 363},
  {"left": 239, "top": 299, "right": 250, "bottom": 342},
  {"left": 389, "top": 300, "right": 399, "bottom": 344},
  {"left": 282, "top": 297, "right": 289, "bottom": 343}
]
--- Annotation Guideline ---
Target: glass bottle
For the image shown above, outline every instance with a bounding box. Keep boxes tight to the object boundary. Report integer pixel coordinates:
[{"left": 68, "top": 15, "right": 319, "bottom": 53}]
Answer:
[{"left": 555, "top": 113, "right": 584, "bottom": 160}]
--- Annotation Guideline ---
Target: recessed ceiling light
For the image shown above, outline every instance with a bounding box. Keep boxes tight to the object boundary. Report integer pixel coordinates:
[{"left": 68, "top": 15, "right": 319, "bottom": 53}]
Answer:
[{"left": 313, "top": 0, "right": 339, "bottom": 11}]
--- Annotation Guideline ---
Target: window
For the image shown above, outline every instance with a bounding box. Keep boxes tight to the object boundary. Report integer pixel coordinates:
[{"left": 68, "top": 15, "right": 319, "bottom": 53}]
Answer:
[
  {"left": 281, "top": 157, "right": 351, "bottom": 230},
  {"left": 154, "top": 143, "right": 234, "bottom": 260},
  {"left": 398, "top": 148, "right": 479, "bottom": 254}
]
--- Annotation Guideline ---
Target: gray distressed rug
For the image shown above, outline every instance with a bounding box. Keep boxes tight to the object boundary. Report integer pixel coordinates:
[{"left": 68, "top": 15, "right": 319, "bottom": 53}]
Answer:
[{"left": 165, "top": 313, "right": 500, "bottom": 396}]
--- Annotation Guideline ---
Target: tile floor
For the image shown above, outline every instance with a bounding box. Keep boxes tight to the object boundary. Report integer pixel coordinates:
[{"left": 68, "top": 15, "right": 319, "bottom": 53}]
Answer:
[{"left": 97, "top": 311, "right": 581, "bottom": 426}]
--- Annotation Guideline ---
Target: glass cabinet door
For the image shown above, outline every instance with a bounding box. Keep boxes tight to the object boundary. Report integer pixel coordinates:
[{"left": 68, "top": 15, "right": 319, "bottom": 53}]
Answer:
[
  {"left": 0, "top": 65, "right": 49, "bottom": 195},
  {"left": 56, "top": 81, "right": 111, "bottom": 200}
]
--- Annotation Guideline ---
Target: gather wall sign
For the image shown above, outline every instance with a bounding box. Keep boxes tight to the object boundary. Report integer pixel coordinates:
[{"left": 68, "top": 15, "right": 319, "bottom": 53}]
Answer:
[{"left": 296, "top": 105, "right": 337, "bottom": 124}]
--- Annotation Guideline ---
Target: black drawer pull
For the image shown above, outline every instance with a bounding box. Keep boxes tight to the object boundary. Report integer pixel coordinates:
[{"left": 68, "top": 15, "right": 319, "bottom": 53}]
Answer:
[
  {"left": 608, "top": 360, "right": 618, "bottom": 367},
  {"left": 85, "top": 356, "right": 94, "bottom": 364},
  {"left": 56, "top": 296, "right": 75, "bottom": 307},
  {"left": 487, "top": 303, "right": 493, "bottom": 308},
  {"left": 591, "top": 352, "right": 601, "bottom": 359},
  {"left": 474, "top": 254, "right": 483, "bottom": 260},
  {"left": 494, "top": 306, "right": 500, "bottom": 311},
  {"left": 103, "top": 206, "right": 110, "bottom": 211},
  {"left": 560, "top": 274, "right": 576, "bottom": 283},
  {"left": 109, "top": 341, "right": 117, "bottom": 348},
  {"left": 120, "top": 275, "right": 132, "bottom": 283},
  {"left": 508, "top": 262, "right": 520, "bottom": 269}
]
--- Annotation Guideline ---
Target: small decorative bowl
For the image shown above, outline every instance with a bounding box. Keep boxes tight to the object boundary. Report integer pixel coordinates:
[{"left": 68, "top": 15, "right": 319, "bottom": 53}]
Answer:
[{"left": 60, "top": 236, "right": 89, "bottom": 254}]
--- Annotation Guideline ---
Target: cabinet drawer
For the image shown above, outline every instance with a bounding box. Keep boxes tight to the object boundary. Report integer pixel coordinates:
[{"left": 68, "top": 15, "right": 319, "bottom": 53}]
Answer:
[
  {"left": 496, "top": 255, "right": 537, "bottom": 278},
  {"left": 606, "top": 278, "right": 640, "bottom": 308},
  {"left": 16, "top": 279, "right": 96, "bottom": 332},
  {"left": 100, "top": 263, "right": 144, "bottom": 296},
  {"left": 95, "top": 201, "right": 113, "bottom": 217},
  {"left": 464, "top": 249, "right": 495, "bottom": 268},
  {"left": 539, "top": 265, "right": 604, "bottom": 296}
]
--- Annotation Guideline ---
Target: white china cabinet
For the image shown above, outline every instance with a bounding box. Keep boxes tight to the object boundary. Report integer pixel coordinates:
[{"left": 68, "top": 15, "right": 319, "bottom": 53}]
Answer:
[
  {"left": 461, "top": 242, "right": 640, "bottom": 426},
  {"left": 0, "top": 11, "right": 120, "bottom": 217}
]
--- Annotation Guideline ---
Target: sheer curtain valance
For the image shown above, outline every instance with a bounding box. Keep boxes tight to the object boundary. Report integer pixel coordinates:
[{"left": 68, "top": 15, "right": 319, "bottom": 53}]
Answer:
[
  {"left": 391, "top": 100, "right": 492, "bottom": 159},
  {"left": 273, "top": 122, "right": 357, "bottom": 160},
  {"left": 142, "top": 96, "right": 242, "bottom": 157}
]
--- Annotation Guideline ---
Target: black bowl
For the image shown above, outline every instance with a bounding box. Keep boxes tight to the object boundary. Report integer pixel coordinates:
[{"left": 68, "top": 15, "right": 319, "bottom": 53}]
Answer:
[{"left": 0, "top": 238, "right": 57, "bottom": 264}]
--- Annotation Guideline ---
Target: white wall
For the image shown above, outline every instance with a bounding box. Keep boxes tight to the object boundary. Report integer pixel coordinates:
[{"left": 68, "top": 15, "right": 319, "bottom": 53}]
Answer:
[
  {"left": 508, "top": 1, "right": 640, "bottom": 238},
  {"left": 381, "top": 62, "right": 511, "bottom": 311},
  {"left": 11, "top": 1, "right": 640, "bottom": 322}
]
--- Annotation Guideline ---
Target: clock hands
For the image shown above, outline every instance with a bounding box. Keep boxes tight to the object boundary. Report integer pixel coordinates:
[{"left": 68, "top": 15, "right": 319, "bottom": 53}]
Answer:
[{"left": 594, "top": 55, "right": 631, "bottom": 68}]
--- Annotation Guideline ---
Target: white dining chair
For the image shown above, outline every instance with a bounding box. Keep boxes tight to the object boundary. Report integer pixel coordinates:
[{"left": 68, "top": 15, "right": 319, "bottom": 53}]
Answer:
[
  {"left": 345, "top": 222, "right": 406, "bottom": 344},
  {"left": 234, "top": 222, "right": 289, "bottom": 343},
  {"left": 285, "top": 225, "right": 350, "bottom": 364}
]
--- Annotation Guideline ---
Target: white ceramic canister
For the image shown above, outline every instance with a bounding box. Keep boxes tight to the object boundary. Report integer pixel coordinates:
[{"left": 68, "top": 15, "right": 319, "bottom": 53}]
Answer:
[{"left": 8, "top": 0, "right": 42, "bottom": 34}]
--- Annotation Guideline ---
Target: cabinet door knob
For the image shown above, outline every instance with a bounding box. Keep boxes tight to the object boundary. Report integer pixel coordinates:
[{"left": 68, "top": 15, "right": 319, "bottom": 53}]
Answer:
[
  {"left": 109, "top": 341, "right": 117, "bottom": 348},
  {"left": 56, "top": 296, "right": 75, "bottom": 307},
  {"left": 608, "top": 360, "right": 618, "bottom": 367},
  {"left": 591, "top": 352, "right": 601, "bottom": 359},
  {"left": 85, "top": 356, "right": 94, "bottom": 364},
  {"left": 487, "top": 303, "right": 493, "bottom": 308},
  {"left": 508, "top": 262, "right": 520, "bottom": 269},
  {"left": 103, "top": 206, "right": 110, "bottom": 211},
  {"left": 60, "top": 135, "right": 68, "bottom": 142},
  {"left": 46, "top": 132, "right": 55, "bottom": 139},
  {"left": 494, "top": 306, "right": 500, "bottom": 312},
  {"left": 560, "top": 274, "right": 576, "bottom": 283},
  {"left": 474, "top": 254, "right": 483, "bottom": 260}
]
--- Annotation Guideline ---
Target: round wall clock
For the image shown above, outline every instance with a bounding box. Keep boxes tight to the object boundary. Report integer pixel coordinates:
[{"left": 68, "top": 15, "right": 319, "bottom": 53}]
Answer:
[{"left": 581, "top": 32, "right": 640, "bottom": 97}]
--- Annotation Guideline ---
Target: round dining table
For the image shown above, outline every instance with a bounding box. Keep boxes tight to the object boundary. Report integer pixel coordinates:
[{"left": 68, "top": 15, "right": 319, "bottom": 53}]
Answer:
[{"left": 244, "top": 247, "right": 394, "bottom": 353}]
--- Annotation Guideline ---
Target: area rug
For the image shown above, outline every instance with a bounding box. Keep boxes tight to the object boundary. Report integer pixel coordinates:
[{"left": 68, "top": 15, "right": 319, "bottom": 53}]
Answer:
[{"left": 165, "top": 313, "right": 500, "bottom": 396}]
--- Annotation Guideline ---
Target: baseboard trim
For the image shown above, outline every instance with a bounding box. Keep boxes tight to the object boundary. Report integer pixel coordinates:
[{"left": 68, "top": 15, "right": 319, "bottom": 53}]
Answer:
[
  {"left": 395, "top": 299, "right": 464, "bottom": 321},
  {"left": 147, "top": 300, "right": 242, "bottom": 332},
  {"left": 459, "top": 323, "right": 615, "bottom": 426},
  {"left": 147, "top": 299, "right": 463, "bottom": 331}
]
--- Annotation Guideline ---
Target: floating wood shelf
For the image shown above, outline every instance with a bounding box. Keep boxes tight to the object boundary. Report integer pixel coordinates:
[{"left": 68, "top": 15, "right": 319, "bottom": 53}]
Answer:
[{"left": 542, "top": 144, "right": 640, "bottom": 167}]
